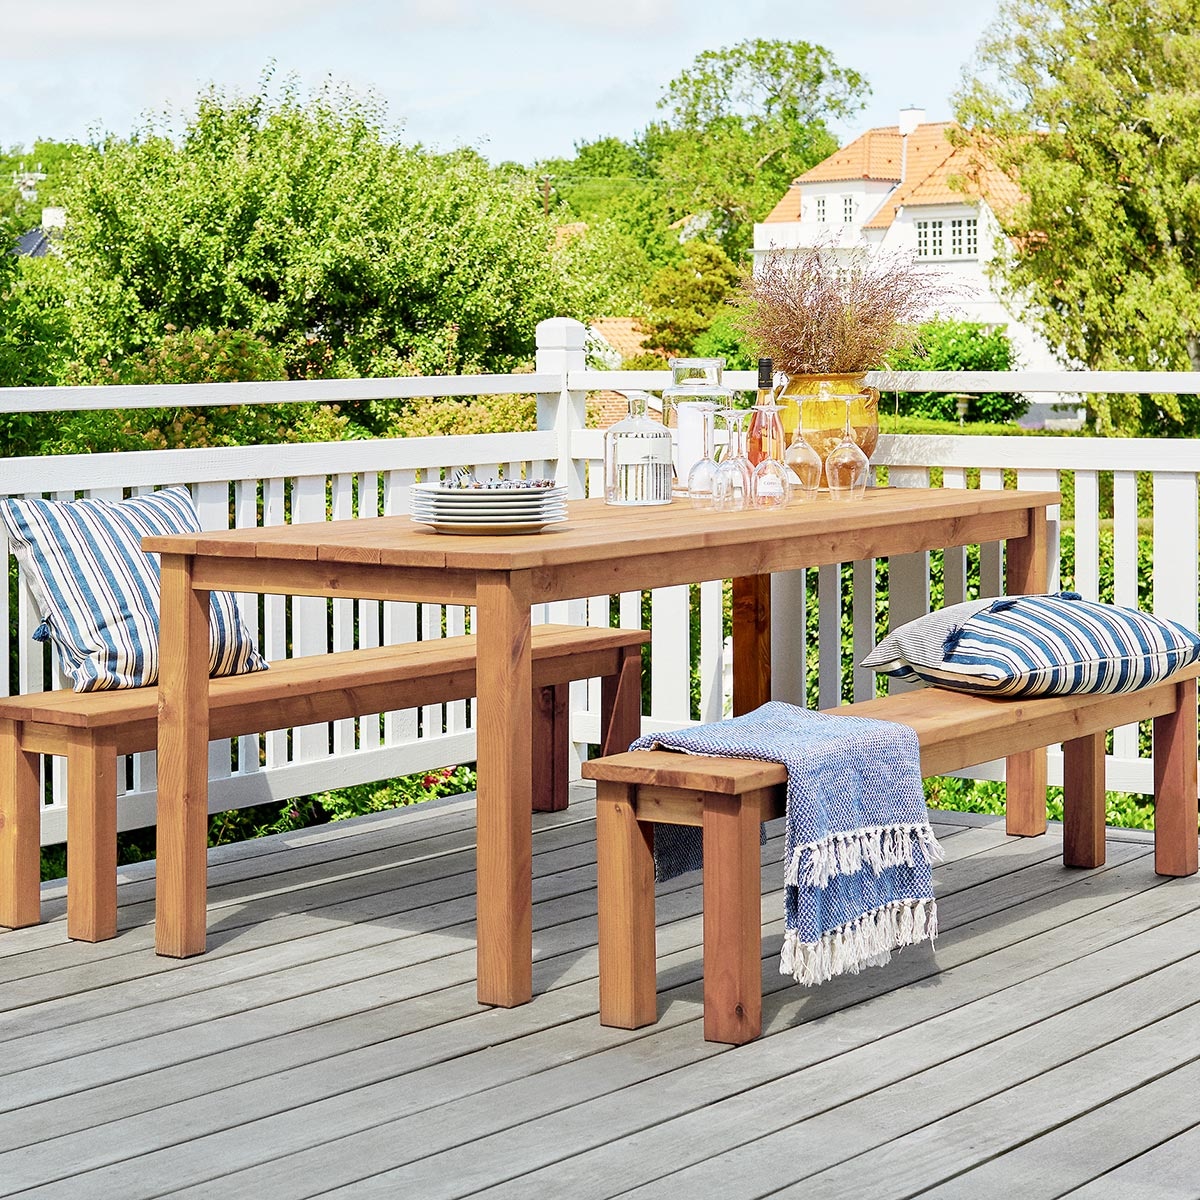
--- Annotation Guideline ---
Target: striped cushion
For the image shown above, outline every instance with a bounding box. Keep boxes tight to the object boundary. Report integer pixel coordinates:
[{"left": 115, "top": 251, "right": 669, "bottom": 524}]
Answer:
[
  {"left": 1, "top": 487, "right": 267, "bottom": 692},
  {"left": 862, "top": 593, "right": 1200, "bottom": 698}
]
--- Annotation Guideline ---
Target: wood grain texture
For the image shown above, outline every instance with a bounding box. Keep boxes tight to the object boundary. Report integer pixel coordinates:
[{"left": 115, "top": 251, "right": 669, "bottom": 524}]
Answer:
[
  {"left": 732, "top": 575, "right": 771, "bottom": 716},
  {"left": 474, "top": 571, "right": 534, "bottom": 1006},
  {"left": 702, "top": 789, "right": 767, "bottom": 1044},
  {"left": 1153, "top": 674, "right": 1199, "bottom": 877},
  {"left": 1062, "top": 731, "right": 1106, "bottom": 869},
  {"left": 154, "top": 554, "right": 212, "bottom": 959},
  {"left": 530, "top": 684, "right": 568, "bottom": 813},
  {"left": 65, "top": 732, "right": 119, "bottom": 942},
  {"left": 599, "top": 646, "right": 644, "bottom": 757},
  {"left": 0, "top": 717, "right": 41, "bottom": 929},
  {"left": 596, "top": 782, "right": 657, "bottom": 1030}
]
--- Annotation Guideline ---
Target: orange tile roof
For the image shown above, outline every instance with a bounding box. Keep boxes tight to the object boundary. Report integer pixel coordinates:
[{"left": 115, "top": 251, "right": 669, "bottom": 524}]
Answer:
[
  {"left": 590, "top": 317, "right": 650, "bottom": 362},
  {"left": 796, "top": 128, "right": 904, "bottom": 183},
  {"left": 769, "top": 122, "right": 1020, "bottom": 233}
]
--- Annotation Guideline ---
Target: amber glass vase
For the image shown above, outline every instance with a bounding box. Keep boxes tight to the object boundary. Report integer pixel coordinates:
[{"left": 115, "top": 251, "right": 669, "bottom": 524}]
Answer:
[{"left": 778, "top": 373, "right": 880, "bottom": 468}]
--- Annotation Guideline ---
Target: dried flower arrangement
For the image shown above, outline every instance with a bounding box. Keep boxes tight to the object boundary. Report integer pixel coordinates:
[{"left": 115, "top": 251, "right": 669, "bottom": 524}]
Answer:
[{"left": 736, "top": 244, "right": 948, "bottom": 376}]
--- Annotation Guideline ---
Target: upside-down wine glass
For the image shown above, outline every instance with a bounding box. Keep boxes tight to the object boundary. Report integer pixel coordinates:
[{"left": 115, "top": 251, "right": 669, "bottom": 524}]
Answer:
[
  {"left": 783, "top": 400, "right": 823, "bottom": 501},
  {"left": 825, "top": 394, "right": 871, "bottom": 500},
  {"left": 712, "top": 408, "right": 751, "bottom": 510},
  {"left": 749, "top": 398, "right": 791, "bottom": 510},
  {"left": 686, "top": 401, "right": 720, "bottom": 506}
]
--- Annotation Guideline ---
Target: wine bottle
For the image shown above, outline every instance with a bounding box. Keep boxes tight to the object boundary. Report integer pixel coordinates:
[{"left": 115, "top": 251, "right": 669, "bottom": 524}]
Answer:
[{"left": 747, "top": 356, "right": 774, "bottom": 465}]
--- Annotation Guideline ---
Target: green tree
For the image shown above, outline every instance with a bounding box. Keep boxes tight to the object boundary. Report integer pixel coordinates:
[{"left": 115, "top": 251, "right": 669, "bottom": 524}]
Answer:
[
  {"left": 640, "top": 240, "right": 741, "bottom": 355},
  {"left": 885, "top": 319, "right": 1027, "bottom": 423},
  {"left": 955, "top": 0, "right": 1200, "bottom": 434},
  {"left": 651, "top": 39, "right": 870, "bottom": 257},
  {"left": 56, "top": 77, "right": 571, "bottom": 424}
]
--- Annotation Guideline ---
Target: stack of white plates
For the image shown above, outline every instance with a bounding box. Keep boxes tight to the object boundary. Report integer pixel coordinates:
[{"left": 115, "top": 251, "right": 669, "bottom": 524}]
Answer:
[{"left": 410, "top": 480, "right": 568, "bottom": 535}]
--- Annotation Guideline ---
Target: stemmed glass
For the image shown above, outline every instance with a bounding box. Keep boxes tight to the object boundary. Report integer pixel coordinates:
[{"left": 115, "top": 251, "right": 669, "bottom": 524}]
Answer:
[
  {"left": 686, "top": 402, "right": 719, "bottom": 507},
  {"left": 783, "top": 403, "right": 823, "bottom": 501},
  {"left": 749, "top": 399, "right": 791, "bottom": 509},
  {"left": 712, "top": 408, "right": 752, "bottom": 510},
  {"left": 825, "top": 396, "right": 870, "bottom": 500}
]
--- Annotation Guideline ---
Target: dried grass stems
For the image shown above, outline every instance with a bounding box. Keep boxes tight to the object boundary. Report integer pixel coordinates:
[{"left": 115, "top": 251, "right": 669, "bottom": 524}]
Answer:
[{"left": 737, "top": 245, "right": 950, "bottom": 375}]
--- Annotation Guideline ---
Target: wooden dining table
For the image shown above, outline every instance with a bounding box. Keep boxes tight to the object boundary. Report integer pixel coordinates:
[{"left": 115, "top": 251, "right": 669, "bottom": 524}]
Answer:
[{"left": 144, "top": 485, "right": 1058, "bottom": 1006}]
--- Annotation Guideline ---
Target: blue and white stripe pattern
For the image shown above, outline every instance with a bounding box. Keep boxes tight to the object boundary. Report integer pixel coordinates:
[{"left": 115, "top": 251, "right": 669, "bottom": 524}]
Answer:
[
  {"left": 1, "top": 487, "right": 267, "bottom": 692},
  {"left": 864, "top": 593, "right": 1200, "bottom": 698},
  {"left": 633, "top": 702, "right": 941, "bottom": 987}
]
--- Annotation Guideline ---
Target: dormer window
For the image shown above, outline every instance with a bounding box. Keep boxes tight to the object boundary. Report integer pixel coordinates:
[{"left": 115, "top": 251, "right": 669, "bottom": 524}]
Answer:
[
  {"left": 815, "top": 196, "right": 826, "bottom": 223},
  {"left": 843, "top": 196, "right": 854, "bottom": 223}
]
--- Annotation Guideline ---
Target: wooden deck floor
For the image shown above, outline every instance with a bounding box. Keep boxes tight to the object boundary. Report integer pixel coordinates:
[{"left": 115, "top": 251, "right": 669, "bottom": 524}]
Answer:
[{"left": 3, "top": 789, "right": 1200, "bottom": 1199}]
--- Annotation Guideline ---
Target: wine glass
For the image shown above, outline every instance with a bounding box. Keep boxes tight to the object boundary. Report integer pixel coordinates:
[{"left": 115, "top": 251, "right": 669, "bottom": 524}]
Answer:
[
  {"left": 712, "top": 408, "right": 751, "bottom": 510},
  {"left": 783, "top": 403, "right": 823, "bottom": 501},
  {"left": 825, "top": 396, "right": 870, "bottom": 500},
  {"left": 686, "top": 402, "right": 719, "bottom": 507},
  {"left": 749, "top": 399, "right": 791, "bottom": 510}
]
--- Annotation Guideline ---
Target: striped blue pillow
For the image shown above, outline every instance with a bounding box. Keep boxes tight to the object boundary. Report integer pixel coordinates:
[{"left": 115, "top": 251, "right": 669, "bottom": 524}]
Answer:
[
  {"left": 862, "top": 593, "right": 1200, "bottom": 698},
  {"left": 1, "top": 487, "right": 267, "bottom": 692}
]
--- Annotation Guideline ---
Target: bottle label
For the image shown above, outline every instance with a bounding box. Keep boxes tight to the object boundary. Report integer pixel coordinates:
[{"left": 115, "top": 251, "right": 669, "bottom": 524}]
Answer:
[{"left": 614, "top": 439, "right": 672, "bottom": 466}]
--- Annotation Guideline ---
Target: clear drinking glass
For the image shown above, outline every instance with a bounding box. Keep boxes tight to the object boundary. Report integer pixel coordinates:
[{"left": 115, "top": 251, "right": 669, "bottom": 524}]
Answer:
[
  {"left": 663, "top": 357, "right": 733, "bottom": 494},
  {"left": 686, "top": 401, "right": 719, "bottom": 506},
  {"left": 783, "top": 404, "right": 824, "bottom": 501},
  {"left": 749, "top": 400, "right": 791, "bottom": 509},
  {"left": 712, "top": 408, "right": 751, "bottom": 510},
  {"left": 825, "top": 396, "right": 870, "bottom": 500}
]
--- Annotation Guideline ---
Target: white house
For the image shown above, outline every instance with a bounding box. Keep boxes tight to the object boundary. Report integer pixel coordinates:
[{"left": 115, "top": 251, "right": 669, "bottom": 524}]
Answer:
[{"left": 753, "top": 108, "right": 1073, "bottom": 421}]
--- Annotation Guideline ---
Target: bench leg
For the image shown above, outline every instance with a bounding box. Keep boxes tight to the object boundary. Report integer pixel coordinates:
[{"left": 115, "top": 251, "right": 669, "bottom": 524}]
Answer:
[
  {"left": 1006, "top": 749, "right": 1048, "bottom": 837},
  {"left": 0, "top": 719, "right": 42, "bottom": 930},
  {"left": 1153, "top": 675, "right": 1199, "bottom": 877},
  {"left": 702, "top": 791, "right": 763, "bottom": 1045},
  {"left": 600, "top": 645, "right": 643, "bottom": 756},
  {"left": 531, "top": 683, "right": 569, "bottom": 813},
  {"left": 1063, "top": 731, "right": 1106, "bottom": 868},
  {"left": 596, "top": 781, "right": 657, "bottom": 1029},
  {"left": 66, "top": 734, "right": 119, "bottom": 942}
]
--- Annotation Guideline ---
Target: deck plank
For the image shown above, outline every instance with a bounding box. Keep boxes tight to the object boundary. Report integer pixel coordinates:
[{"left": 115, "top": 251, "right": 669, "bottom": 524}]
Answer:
[{"left": 0, "top": 793, "right": 1196, "bottom": 1200}]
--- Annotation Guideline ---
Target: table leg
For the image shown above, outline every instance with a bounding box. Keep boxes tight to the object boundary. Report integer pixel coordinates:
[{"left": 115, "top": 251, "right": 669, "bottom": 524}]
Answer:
[
  {"left": 732, "top": 575, "right": 771, "bottom": 716},
  {"left": 475, "top": 572, "right": 533, "bottom": 1006},
  {"left": 1004, "top": 506, "right": 1050, "bottom": 836},
  {"left": 156, "top": 553, "right": 211, "bottom": 958}
]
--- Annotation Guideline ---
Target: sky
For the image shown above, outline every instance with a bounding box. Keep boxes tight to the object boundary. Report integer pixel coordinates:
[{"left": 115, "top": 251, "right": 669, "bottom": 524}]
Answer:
[{"left": 0, "top": 0, "right": 999, "bottom": 165}]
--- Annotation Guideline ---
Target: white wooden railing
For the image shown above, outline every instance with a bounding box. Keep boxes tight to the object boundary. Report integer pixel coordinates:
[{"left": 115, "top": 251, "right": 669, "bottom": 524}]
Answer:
[{"left": 3, "top": 317, "right": 1198, "bottom": 844}]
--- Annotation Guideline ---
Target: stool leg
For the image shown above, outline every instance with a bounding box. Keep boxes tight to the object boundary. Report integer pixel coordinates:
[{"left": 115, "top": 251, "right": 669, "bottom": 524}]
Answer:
[
  {"left": 1006, "top": 748, "right": 1048, "bottom": 837},
  {"left": 596, "top": 781, "right": 657, "bottom": 1029},
  {"left": 0, "top": 719, "right": 42, "bottom": 929},
  {"left": 1153, "top": 675, "right": 1199, "bottom": 877},
  {"left": 1063, "top": 731, "right": 1106, "bottom": 868},
  {"left": 600, "top": 646, "right": 643, "bottom": 756},
  {"left": 66, "top": 733, "right": 119, "bottom": 942},
  {"left": 531, "top": 683, "right": 568, "bottom": 813},
  {"left": 702, "top": 791, "right": 763, "bottom": 1045}
]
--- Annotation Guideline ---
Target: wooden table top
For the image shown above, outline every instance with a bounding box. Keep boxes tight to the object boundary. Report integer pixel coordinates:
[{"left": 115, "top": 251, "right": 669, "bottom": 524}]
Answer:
[{"left": 143, "top": 487, "right": 1061, "bottom": 573}]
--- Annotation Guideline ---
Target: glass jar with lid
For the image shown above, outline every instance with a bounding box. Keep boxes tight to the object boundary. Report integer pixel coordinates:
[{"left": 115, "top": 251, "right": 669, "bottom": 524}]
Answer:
[
  {"left": 603, "top": 391, "right": 674, "bottom": 505},
  {"left": 662, "top": 357, "right": 734, "bottom": 490}
]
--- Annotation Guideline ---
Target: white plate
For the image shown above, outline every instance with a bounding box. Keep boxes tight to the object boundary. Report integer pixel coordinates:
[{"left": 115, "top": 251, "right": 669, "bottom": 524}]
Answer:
[
  {"left": 412, "top": 481, "right": 564, "bottom": 500},
  {"left": 411, "top": 517, "right": 564, "bottom": 536},
  {"left": 411, "top": 504, "right": 567, "bottom": 519},
  {"left": 413, "top": 512, "right": 567, "bottom": 527}
]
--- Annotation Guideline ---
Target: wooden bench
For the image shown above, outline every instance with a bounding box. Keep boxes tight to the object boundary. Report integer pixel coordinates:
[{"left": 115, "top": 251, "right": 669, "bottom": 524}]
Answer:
[
  {"left": 581, "top": 672, "right": 1200, "bottom": 1045},
  {"left": 0, "top": 623, "right": 646, "bottom": 943}
]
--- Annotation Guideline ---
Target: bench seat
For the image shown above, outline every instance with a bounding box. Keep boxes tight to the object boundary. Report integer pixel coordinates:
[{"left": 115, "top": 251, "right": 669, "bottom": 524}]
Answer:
[
  {"left": 0, "top": 623, "right": 646, "bottom": 942},
  {"left": 582, "top": 672, "right": 1199, "bottom": 1044}
]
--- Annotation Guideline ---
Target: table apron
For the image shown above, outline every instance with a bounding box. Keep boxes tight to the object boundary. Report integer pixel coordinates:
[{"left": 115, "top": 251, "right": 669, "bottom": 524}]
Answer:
[
  {"left": 191, "top": 558, "right": 480, "bottom": 606},
  {"left": 527, "top": 508, "right": 1033, "bottom": 603}
]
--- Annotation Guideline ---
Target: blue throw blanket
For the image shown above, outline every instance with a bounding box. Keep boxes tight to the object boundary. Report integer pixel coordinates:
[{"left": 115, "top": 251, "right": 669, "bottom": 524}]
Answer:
[{"left": 632, "top": 701, "right": 942, "bottom": 986}]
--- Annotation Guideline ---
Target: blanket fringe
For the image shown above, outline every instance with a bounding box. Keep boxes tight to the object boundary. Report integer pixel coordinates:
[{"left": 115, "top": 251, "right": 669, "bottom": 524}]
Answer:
[
  {"left": 779, "top": 897, "right": 938, "bottom": 986},
  {"left": 786, "top": 823, "right": 945, "bottom": 889}
]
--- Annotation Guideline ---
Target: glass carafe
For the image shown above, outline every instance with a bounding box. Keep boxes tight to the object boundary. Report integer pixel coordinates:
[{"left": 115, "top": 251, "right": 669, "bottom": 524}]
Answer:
[
  {"left": 604, "top": 392, "right": 674, "bottom": 506},
  {"left": 662, "top": 357, "right": 734, "bottom": 492}
]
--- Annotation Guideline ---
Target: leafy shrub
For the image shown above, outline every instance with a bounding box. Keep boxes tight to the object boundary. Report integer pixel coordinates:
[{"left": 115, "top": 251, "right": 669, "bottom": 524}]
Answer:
[{"left": 884, "top": 319, "right": 1027, "bottom": 423}]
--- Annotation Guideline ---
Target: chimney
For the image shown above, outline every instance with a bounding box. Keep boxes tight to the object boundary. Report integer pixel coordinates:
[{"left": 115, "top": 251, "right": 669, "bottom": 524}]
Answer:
[{"left": 898, "top": 106, "right": 925, "bottom": 138}]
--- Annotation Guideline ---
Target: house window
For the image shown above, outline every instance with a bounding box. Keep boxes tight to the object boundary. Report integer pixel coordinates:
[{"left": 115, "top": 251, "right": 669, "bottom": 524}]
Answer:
[
  {"left": 815, "top": 196, "right": 826, "bottom": 223},
  {"left": 916, "top": 219, "right": 944, "bottom": 258},
  {"left": 950, "top": 219, "right": 964, "bottom": 257},
  {"left": 843, "top": 196, "right": 854, "bottom": 223},
  {"left": 965, "top": 217, "right": 978, "bottom": 256}
]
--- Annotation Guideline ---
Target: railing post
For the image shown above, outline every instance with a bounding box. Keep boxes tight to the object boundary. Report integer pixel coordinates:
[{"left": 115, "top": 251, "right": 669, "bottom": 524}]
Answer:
[{"left": 536, "top": 318, "right": 589, "bottom": 499}]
